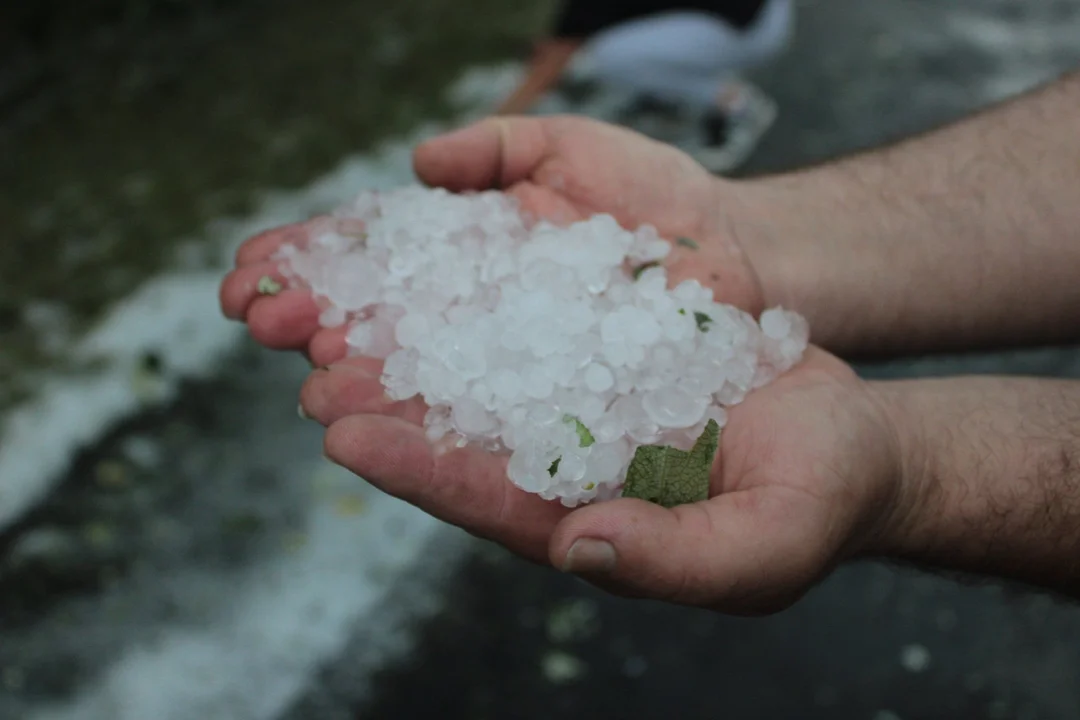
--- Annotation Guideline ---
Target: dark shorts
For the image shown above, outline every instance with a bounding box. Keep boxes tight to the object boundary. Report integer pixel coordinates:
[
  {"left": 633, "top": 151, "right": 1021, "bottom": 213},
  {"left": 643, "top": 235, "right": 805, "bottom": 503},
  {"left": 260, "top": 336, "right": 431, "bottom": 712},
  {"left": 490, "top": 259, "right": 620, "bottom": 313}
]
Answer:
[{"left": 554, "top": 0, "right": 768, "bottom": 39}]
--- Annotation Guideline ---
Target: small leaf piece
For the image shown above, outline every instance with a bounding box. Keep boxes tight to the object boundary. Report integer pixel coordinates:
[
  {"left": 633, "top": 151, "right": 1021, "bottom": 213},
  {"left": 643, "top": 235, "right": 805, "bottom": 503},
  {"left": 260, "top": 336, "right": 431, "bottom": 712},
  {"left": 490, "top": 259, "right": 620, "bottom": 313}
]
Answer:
[
  {"left": 564, "top": 415, "right": 595, "bottom": 448},
  {"left": 675, "top": 236, "right": 700, "bottom": 250},
  {"left": 693, "top": 311, "right": 712, "bottom": 332},
  {"left": 632, "top": 261, "right": 660, "bottom": 280},
  {"left": 621, "top": 419, "right": 719, "bottom": 508},
  {"left": 257, "top": 276, "right": 283, "bottom": 296},
  {"left": 549, "top": 417, "right": 595, "bottom": 475}
]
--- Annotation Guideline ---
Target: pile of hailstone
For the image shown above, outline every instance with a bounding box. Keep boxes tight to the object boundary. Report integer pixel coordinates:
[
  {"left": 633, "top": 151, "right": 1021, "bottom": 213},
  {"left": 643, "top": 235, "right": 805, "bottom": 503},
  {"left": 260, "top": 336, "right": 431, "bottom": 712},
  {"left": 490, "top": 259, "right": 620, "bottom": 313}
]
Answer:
[{"left": 276, "top": 186, "right": 808, "bottom": 507}]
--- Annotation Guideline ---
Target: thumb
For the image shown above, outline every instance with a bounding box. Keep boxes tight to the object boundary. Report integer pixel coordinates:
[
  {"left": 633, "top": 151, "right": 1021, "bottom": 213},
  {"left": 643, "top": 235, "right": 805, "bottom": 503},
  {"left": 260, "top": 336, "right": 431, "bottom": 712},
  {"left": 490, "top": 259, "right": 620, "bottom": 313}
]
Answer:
[
  {"left": 413, "top": 117, "right": 550, "bottom": 192},
  {"left": 548, "top": 490, "right": 834, "bottom": 614}
]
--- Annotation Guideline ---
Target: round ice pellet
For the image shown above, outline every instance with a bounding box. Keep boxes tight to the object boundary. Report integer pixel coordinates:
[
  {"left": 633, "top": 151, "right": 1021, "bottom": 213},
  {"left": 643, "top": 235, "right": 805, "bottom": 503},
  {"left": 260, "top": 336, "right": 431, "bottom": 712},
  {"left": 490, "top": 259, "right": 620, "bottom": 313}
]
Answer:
[
  {"left": 584, "top": 364, "right": 614, "bottom": 393},
  {"left": 273, "top": 184, "right": 809, "bottom": 505}
]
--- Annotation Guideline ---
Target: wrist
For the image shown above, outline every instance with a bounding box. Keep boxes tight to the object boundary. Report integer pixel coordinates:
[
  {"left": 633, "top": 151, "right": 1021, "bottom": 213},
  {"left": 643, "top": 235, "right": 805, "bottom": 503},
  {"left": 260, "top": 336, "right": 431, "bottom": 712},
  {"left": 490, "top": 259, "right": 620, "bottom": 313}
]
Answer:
[
  {"left": 720, "top": 175, "right": 833, "bottom": 325},
  {"left": 723, "top": 169, "right": 890, "bottom": 357},
  {"left": 855, "top": 379, "right": 934, "bottom": 559},
  {"left": 857, "top": 377, "right": 1080, "bottom": 595},
  {"left": 721, "top": 177, "right": 807, "bottom": 310}
]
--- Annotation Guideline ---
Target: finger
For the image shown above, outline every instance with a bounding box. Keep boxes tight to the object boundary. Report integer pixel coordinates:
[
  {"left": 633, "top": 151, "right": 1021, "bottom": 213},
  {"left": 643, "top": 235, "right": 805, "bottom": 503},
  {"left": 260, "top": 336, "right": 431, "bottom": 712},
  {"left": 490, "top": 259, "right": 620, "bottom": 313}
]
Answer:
[
  {"left": 506, "top": 181, "right": 584, "bottom": 228},
  {"left": 300, "top": 360, "right": 426, "bottom": 426},
  {"left": 307, "top": 326, "right": 349, "bottom": 367},
  {"left": 413, "top": 117, "right": 552, "bottom": 192},
  {"left": 219, "top": 262, "right": 290, "bottom": 321},
  {"left": 549, "top": 488, "right": 833, "bottom": 613},
  {"left": 246, "top": 290, "right": 321, "bottom": 350},
  {"left": 324, "top": 415, "right": 568, "bottom": 561},
  {"left": 235, "top": 223, "right": 309, "bottom": 267}
]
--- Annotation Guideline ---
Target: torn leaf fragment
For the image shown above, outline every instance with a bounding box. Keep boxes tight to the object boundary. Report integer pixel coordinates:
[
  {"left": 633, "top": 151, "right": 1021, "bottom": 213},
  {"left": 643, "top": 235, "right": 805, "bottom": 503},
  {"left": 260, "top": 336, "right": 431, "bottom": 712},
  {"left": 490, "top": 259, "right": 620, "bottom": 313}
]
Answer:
[
  {"left": 621, "top": 419, "right": 719, "bottom": 507},
  {"left": 257, "top": 275, "right": 283, "bottom": 296},
  {"left": 549, "top": 417, "right": 595, "bottom": 476},
  {"left": 632, "top": 261, "right": 661, "bottom": 280},
  {"left": 675, "top": 236, "right": 700, "bottom": 250},
  {"left": 564, "top": 415, "right": 595, "bottom": 448}
]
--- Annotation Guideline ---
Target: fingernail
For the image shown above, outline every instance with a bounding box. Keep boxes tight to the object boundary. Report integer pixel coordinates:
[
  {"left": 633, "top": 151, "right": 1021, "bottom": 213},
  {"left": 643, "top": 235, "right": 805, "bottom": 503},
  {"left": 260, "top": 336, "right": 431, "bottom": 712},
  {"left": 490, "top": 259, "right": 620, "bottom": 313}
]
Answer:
[
  {"left": 297, "top": 402, "right": 311, "bottom": 420},
  {"left": 561, "top": 538, "right": 617, "bottom": 575}
]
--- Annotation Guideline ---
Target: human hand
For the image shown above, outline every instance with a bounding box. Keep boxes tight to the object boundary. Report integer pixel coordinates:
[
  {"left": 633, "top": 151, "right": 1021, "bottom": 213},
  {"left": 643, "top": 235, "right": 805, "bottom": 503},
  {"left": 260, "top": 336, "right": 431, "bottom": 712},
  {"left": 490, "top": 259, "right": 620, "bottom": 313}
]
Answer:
[
  {"left": 219, "top": 116, "right": 764, "bottom": 367},
  {"left": 217, "top": 116, "right": 907, "bottom": 613},
  {"left": 296, "top": 346, "right": 905, "bottom": 614}
]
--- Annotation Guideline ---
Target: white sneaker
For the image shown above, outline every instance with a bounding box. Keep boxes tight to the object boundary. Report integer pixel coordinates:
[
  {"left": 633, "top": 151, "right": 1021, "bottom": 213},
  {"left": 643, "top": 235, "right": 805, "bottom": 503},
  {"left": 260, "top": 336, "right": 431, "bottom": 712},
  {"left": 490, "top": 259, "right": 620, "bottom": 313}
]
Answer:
[{"left": 691, "top": 83, "right": 778, "bottom": 174}]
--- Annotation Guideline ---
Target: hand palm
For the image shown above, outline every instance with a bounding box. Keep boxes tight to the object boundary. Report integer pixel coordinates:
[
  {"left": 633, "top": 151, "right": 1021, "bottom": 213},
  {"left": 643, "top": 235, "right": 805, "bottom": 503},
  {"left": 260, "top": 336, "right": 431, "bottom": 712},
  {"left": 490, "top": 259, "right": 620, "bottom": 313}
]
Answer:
[
  {"left": 306, "top": 348, "right": 894, "bottom": 613},
  {"left": 419, "top": 116, "right": 765, "bottom": 313},
  {"left": 220, "top": 117, "right": 763, "bottom": 366},
  {"left": 219, "top": 116, "right": 890, "bottom": 613}
]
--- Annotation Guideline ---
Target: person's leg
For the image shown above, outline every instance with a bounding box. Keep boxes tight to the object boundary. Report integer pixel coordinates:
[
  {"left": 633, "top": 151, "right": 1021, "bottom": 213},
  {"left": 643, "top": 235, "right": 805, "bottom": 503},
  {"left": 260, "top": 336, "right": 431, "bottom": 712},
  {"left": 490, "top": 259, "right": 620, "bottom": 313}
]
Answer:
[
  {"left": 707, "top": 0, "right": 793, "bottom": 128},
  {"left": 585, "top": 0, "right": 793, "bottom": 109},
  {"left": 696, "top": 0, "right": 792, "bottom": 172},
  {"left": 583, "top": 1, "right": 794, "bottom": 172},
  {"left": 586, "top": 12, "right": 741, "bottom": 108}
]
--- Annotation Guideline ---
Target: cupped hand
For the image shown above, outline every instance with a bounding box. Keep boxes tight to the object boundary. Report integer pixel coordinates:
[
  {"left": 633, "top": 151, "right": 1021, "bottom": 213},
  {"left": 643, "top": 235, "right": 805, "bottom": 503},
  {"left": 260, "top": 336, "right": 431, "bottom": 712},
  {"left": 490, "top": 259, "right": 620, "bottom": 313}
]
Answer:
[
  {"left": 216, "top": 115, "right": 899, "bottom": 613},
  {"left": 298, "top": 347, "right": 905, "bottom": 615},
  {"left": 219, "top": 115, "right": 764, "bottom": 367}
]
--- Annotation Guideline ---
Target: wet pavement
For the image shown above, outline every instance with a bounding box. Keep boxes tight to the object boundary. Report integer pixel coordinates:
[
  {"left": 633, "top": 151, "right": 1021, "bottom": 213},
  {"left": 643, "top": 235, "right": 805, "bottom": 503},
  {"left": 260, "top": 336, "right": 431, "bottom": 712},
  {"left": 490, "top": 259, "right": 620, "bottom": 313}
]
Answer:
[{"left": 3, "top": 0, "right": 1080, "bottom": 718}]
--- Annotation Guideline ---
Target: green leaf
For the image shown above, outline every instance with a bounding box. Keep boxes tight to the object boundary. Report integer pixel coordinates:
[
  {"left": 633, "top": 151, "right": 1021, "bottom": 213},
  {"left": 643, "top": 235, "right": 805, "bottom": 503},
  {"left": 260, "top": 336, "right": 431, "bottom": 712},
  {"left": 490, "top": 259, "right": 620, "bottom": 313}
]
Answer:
[
  {"left": 548, "top": 416, "right": 595, "bottom": 476},
  {"left": 632, "top": 261, "right": 660, "bottom": 280},
  {"left": 257, "top": 275, "right": 283, "bottom": 296},
  {"left": 678, "top": 308, "right": 686, "bottom": 315},
  {"left": 564, "top": 415, "right": 595, "bottom": 447},
  {"left": 620, "top": 419, "right": 719, "bottom": 508},
  {"left": 675, "top": 236, "right": 700, "bottom": 250},
  {"left": 693, "top": 311, "right": 712, "bottom": 332}
]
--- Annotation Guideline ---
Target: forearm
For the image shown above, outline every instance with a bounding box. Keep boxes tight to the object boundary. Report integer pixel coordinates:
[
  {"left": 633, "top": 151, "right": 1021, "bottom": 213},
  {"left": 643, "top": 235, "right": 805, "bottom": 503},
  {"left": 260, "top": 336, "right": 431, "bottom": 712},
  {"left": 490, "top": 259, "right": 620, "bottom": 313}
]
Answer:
[
  {"left": 873, "top": 376, "right": 1080, "bottom": 596},
  {"left": 496, "top": 39, "right": 581, "bottom": 115},
  {"left": 736, "top": 71, "right": 1080, "bottom": 358}
]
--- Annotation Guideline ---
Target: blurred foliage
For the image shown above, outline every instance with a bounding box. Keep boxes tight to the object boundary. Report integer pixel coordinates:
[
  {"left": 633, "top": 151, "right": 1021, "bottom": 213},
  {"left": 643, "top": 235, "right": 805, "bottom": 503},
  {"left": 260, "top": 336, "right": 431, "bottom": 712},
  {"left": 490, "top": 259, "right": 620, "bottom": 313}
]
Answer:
[{"left": 0, "top": 0, "right": 553, "bottom": 410}]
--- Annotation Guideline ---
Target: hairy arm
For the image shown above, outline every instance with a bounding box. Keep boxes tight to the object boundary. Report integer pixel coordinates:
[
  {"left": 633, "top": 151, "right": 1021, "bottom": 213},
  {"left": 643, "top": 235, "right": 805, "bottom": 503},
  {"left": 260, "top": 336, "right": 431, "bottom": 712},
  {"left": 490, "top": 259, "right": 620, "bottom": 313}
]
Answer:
[
  {"left": 874, "top": 376, "right": 1080, "bottom": 596},
  {"left": 735, "top": 71, "right": 1080, "bottom": 358}
]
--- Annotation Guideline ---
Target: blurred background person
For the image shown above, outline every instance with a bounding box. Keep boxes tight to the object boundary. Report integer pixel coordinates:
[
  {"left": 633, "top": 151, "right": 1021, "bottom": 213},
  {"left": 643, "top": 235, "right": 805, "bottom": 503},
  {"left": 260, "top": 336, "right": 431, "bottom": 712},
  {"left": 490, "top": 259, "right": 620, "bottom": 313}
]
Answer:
[{"left": 495, "top": 0, "right": 795, "bottom": 173}]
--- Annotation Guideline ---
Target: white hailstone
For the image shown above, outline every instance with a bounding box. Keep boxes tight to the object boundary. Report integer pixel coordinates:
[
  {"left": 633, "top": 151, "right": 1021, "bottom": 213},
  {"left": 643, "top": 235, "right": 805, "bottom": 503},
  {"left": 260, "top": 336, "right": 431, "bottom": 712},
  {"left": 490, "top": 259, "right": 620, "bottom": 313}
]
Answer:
[
  {"left": 424, "top": 406, "right": 452, "bottom": 443},
  {"left": 345, "top": 322, "right": 373, "bottom": 351},
  {"left": 584, "top": 363, "right": 614, "bottom": 393},
  {"left": 577, "top": 394, "right": 608, "bottom": 425},
  {"left": 642, "top": 386, "right": 708, "bottom": 429},
  {"left": 452, "top": 397, "right": 497, "bottom": 436},
  {"left": 760, "top": 307, "right": 792, "bottom": 339},
  {"left": 490, "top": 369, "right": 522, "bottom": 402},
  {"left": 319, "top": 305, "right": 347, "bottom": 328},
  {"left": 705, "top": 406, "right": 729, "bottom": 428},
  {"left": 275, "top": 185, "right": 809, "bottom": 504},
  {"left": 394, "top": 313, "right": 429, "bottom": 348}
]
